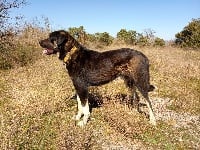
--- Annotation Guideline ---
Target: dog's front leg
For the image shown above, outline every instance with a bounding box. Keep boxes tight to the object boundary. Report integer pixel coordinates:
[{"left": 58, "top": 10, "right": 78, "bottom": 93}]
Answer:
[
  {"left": 74, "top": 83, "right": 90, "bottom": 127},
  {"left": 77, "top": 98, "right": 90, "bottom": 127},
  {"left": 75, "top": 95, "right": 83, "bottom": 121}
]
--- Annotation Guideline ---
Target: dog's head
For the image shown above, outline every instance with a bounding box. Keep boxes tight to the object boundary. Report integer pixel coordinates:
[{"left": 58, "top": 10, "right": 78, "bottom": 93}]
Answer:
[{"left": 39, "top": 30, "right": 76, "bottom": 59}]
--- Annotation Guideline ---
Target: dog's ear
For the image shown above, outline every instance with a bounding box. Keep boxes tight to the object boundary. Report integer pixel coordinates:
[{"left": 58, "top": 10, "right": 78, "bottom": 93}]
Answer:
[
  {"left": 57, "top": 31, "right": 67, "bottom": 45},
  {"left": 49, "top": 31, "right": 67, "bottom": 46}
]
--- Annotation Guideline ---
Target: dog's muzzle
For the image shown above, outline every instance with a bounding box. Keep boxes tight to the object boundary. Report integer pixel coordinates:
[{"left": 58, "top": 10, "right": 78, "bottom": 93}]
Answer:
[
  {"left": 43, "top": 49, "right": 55, "bottom": 55},
  {"left": 40, "top": 40, "right": 58, "bottom": 55}
]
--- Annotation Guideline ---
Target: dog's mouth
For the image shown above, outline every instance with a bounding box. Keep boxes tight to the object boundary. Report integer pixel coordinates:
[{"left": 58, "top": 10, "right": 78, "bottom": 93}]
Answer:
[
  {"left": 39, "top": 39, "right": 57, "bottom": 55},
  {"left": 43, "top": 48, "right": 55, "bottom": 55}
]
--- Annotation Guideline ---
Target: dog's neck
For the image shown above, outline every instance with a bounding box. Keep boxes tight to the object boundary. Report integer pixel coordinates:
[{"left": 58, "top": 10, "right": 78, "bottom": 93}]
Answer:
[
  {"left": 63, "top": 45, "right": 79, "bottom": 64},
  {"left": 62, "top": 34, "right": 84, "bottom": 64}
]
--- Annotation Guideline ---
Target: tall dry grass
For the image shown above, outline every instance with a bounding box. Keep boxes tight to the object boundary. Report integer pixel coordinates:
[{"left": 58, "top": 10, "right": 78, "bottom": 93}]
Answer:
[
  {"left": 0, "top": 24, "right": 49, "bottom": 69},
  {"left": 142, "top": 47, "right": 200, "bottom": 114}
]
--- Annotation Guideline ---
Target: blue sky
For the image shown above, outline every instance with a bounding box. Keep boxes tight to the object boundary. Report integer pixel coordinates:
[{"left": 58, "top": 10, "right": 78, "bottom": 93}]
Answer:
[{"left": 12, "top": 0, "right": 200, "bottom": 40}]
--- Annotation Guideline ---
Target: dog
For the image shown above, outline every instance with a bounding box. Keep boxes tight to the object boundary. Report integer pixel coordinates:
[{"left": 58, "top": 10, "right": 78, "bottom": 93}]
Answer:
[{"left": 39, "top": 30, "right": 156, "bottom": 127}]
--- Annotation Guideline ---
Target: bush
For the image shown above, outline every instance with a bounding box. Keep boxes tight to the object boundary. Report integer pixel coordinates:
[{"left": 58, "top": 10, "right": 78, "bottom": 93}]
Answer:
[
  {"left": 0, "top": 41, "right": 42, "bottom": 70},
  {"left": 154, "top": 37, "right": 165, "bottom": 47},
  {"left": 136, "top": 34, "right": 151, "bottom": 46},
  {"left": 117, "top": 29, "right": 137, "bottom": 45},
  {"left": 95, "top": 32, "right": 113, "bottom": 46},
  {"left": 0, "top": 0, "right": 45, "bottom": 69},
  {"left": 0, "top": 24, "right": 49, "bottom": 70},
  {"left": 68, "top": 26, "right": 86, "bottom": 44},
  {"left": 175, "top": 18, "right": 200, "bottom": 49}
]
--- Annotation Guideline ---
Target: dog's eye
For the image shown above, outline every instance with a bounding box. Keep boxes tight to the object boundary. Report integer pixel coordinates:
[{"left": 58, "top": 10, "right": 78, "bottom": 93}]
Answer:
[
  {"left": 50, "top": 37, "right": 56, "bottom": 43},
  {"left": 53, "top": 41, "right": 58, "bottom": 48}
]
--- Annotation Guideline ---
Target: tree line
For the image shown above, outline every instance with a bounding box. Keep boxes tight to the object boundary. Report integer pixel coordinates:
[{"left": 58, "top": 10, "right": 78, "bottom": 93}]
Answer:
[
  {"left": 0, "top": 0, "right": 199, "bottom": 69},
  {"left": 67, "top": 19, "right": 200, "bottom": 48},
  {"left": 68, "top": 26, "right": 166, "bottom": 47}
]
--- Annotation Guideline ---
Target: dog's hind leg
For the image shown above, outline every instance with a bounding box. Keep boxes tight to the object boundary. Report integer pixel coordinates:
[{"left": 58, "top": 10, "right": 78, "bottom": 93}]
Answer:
[
  {"left": 144, "top": 94, "right": 156, "bottom": 125},
  {"left": 123, "top": 76, "right": 140, "bottom": 111},
  {"left": 136, "top": 78, "right": 156, "bottom": 125},
  {"left": 138, "top": 88, "right": 156, "bottom": 125},
  {"left": 124, "top": 76, "right": 156, "bottom": 125}
]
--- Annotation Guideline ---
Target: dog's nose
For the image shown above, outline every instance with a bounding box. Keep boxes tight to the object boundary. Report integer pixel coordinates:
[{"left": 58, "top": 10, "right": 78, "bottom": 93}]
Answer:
[{"left": 39, "top": 40, "right": 43, "bottom": 46}]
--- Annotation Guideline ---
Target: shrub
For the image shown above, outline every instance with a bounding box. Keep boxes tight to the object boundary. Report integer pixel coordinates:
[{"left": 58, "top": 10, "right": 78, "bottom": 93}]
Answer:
[
  {"left": 68, "top": 26, "right": 86, "bottom": 44},
  {"left": 175, "top": 18, "right": 200, "bottom": 49},
  {"left": 95, "top": 32, "right": 113, "bottom": 46},
  {"left": 117, "top": 29, "right": 137, "bottom": 45},
  {"left": 154, "top": 37, "right": 165, "bottom": 47},
  {"left": 0, "top": 23, "right": 49, "bottom": 70},
  {"left": 136, "top": 34, "right": 151, "bottom": 46}
]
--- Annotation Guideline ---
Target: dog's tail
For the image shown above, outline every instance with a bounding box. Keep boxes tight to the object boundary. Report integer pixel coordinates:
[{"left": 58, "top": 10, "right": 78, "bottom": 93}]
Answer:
[{"left": 148, "top": 85, "right": 155, "bottom": 92}]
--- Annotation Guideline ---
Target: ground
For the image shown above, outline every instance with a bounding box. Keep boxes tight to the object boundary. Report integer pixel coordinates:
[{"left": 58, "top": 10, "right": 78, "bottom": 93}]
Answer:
[{"left": 0, "top": 46, "right": 199, "bottom": 149}]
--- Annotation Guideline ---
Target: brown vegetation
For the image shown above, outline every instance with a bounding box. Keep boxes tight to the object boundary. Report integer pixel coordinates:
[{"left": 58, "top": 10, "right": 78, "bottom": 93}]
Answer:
[{"left": 0, "top": 27, "right": 199, "bottom": 148}]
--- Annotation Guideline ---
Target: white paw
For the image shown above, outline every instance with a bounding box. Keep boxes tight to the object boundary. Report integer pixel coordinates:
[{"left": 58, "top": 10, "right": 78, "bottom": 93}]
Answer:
[
  {"left": 77, "top": 120, "right": 86, "bottom": 127},
  {"left": 73, "top": 113, "right": 82, "bottom": 121},
  {"left": 72, "top": 115, "right": 76, "bottom": 120},
  {"left": 149, "top": 118, "right": 156, "bottom": 126}
]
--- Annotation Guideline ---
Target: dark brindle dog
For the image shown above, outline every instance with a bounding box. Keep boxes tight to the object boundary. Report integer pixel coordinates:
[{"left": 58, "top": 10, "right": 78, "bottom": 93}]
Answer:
[{"left": 39, "top": 30, "right": 156, "bottom": 126}]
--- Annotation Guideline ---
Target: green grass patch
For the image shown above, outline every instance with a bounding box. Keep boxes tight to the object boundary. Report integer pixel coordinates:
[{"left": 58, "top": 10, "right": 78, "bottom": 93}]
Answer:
[{"left": 139, "top": 122, "right": 197, "bottom": 149}]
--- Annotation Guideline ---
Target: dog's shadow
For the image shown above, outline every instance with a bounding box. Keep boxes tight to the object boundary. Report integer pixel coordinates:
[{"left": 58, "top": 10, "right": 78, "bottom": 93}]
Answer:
[
  {"left": 88, "top": 93, "right": 104, "bottom": 113},
  {"left": 71, "top": 93, "right": 148, "bottom": 116},
  {"left": 70, "top": 93, "right": 103, "bottom": 113}
]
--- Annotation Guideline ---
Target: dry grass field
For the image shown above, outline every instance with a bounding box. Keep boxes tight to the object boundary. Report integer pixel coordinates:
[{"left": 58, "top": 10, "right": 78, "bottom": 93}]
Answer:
[{"left": 0, "top": 43, "right": 200, "bottom": 149}]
